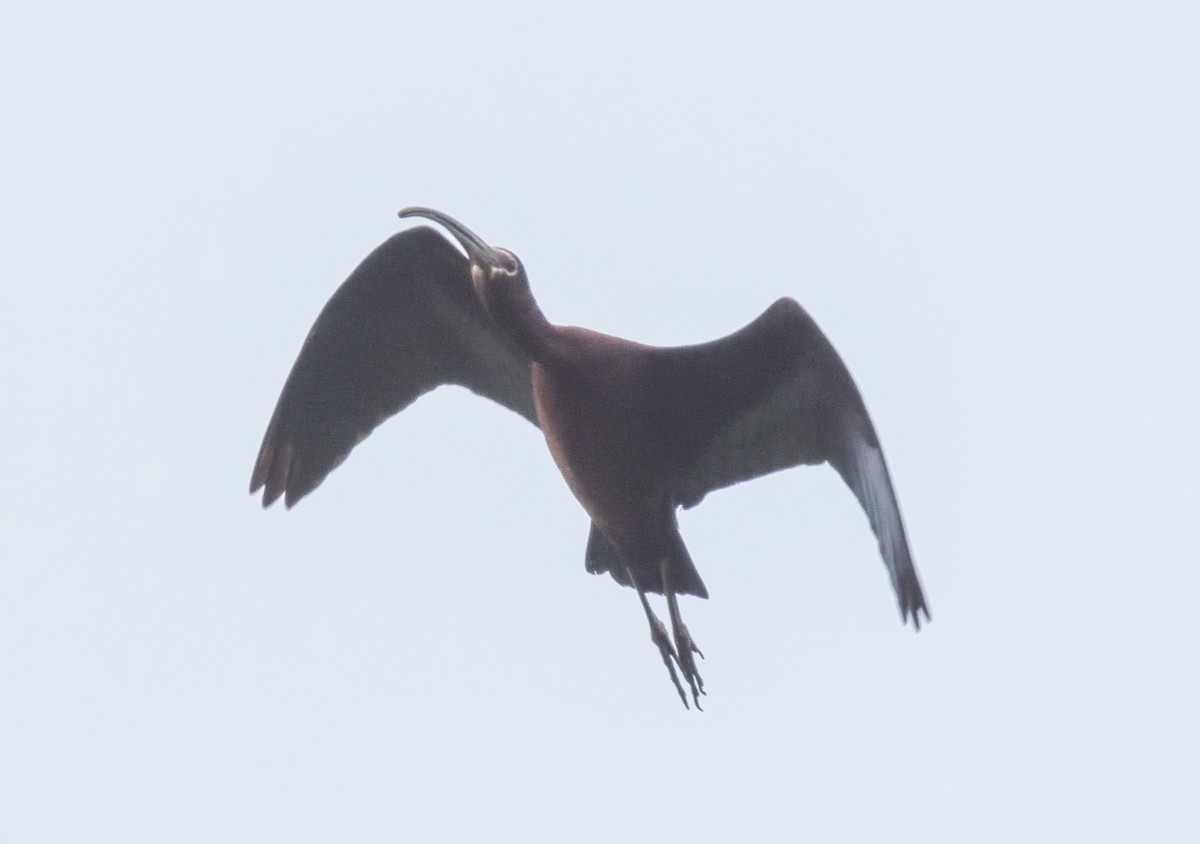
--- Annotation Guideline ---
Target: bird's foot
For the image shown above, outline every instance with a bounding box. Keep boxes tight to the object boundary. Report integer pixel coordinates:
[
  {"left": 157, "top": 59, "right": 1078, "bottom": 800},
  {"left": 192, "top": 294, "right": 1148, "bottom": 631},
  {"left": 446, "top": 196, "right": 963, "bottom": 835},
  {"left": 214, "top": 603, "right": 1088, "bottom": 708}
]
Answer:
[
  {"left": 673, "top": 621, "right": 706, "bottom": 710},
  {"left": 648, "top": 615, "right": 692, "bottom": 709}
]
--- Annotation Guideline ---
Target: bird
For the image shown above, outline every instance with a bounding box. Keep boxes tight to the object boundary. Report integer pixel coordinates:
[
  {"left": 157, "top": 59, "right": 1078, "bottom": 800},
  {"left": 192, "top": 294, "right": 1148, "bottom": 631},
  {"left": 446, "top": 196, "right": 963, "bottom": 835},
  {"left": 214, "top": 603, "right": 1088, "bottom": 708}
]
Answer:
[{"left": 250, "top": 207, "right": 929, "bottom": 708}]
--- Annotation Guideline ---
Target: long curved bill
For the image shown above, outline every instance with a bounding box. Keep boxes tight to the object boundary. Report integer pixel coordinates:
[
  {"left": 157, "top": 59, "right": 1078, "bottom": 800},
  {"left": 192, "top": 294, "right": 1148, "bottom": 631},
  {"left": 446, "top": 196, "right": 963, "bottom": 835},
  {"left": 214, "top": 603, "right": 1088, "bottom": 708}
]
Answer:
[{"left": 398, "top": 207, "right": 502, "bottom": 267}]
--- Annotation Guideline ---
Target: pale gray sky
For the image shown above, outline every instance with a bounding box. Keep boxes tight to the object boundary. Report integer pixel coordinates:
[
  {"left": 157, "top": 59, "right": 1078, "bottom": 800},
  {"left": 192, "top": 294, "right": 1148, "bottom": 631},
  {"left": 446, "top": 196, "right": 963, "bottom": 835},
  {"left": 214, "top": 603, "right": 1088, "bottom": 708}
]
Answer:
[{"left": 2, "top": 2, "right": 1198, "bottom": 841}]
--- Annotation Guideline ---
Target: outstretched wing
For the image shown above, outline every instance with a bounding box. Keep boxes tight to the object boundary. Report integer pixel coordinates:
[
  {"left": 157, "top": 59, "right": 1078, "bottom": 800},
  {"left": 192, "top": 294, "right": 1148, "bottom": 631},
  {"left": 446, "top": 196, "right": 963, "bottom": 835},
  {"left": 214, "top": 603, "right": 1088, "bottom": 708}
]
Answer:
[
  {"left": 250, "top": 226, "right": 537, "bottom": 508},
  {"left": 663, "top": 297, "right": 929, "bottom": 628}
]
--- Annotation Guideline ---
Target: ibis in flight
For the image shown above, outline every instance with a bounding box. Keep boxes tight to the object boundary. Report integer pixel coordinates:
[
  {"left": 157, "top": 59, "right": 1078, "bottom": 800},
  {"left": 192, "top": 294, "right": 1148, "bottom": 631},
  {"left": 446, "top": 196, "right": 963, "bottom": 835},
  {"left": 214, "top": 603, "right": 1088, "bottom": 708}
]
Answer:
[{"left": 250, "top": 207, "right": 929, "bottom": 708}]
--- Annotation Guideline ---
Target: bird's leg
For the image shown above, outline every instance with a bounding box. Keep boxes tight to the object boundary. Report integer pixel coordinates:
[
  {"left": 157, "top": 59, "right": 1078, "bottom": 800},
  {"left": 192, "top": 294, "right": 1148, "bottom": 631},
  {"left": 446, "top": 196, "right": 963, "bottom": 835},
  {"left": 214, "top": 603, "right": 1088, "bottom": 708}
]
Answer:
[
  {"left": 662, "top": 559, "right": 705, "bottom": 709},
  {"left": 629, "top": 568, "right": 691, "bottom": 709}
]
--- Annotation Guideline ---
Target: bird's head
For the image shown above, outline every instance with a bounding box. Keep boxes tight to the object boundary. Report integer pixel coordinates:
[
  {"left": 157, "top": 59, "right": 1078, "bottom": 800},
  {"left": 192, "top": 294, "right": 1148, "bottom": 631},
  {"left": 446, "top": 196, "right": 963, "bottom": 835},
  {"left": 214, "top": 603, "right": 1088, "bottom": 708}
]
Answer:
[{"left": 398, "top": 207, "right": 529, "bottom": 314}]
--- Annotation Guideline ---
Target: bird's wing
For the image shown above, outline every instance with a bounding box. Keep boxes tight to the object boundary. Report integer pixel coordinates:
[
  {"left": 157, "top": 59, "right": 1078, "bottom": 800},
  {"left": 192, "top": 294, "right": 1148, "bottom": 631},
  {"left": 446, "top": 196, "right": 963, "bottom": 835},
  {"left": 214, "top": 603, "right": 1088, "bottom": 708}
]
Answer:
[
  {"left": 250, "top": 226, "right": 537, "bottom": 508},
  {"left": 661, "top": 297, "right": 928, "bottom": 627}
]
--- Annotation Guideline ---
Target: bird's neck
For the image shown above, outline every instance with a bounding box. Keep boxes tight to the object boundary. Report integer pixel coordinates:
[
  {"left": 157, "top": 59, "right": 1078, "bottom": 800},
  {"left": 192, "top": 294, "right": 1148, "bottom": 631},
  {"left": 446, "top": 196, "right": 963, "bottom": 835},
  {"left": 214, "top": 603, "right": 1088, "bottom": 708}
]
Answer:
[{"left": 486, "top": 285, "right": 558, "bottom": 362}]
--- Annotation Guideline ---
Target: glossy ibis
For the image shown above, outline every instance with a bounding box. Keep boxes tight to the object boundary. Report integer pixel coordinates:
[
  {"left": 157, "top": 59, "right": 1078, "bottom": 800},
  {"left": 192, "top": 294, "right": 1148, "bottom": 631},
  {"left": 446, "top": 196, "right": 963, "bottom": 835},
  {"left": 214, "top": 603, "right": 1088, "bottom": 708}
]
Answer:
[{"left": 250, "top": 207, "right": 929, "bottom": 708}]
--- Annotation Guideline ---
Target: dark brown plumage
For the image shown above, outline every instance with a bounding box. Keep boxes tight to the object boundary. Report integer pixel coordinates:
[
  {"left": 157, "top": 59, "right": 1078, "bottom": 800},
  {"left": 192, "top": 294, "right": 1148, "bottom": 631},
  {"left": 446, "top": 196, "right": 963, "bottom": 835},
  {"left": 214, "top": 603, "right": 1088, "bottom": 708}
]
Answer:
[{"left": 251, "top": 207, "right": 929, "bottom": 708}]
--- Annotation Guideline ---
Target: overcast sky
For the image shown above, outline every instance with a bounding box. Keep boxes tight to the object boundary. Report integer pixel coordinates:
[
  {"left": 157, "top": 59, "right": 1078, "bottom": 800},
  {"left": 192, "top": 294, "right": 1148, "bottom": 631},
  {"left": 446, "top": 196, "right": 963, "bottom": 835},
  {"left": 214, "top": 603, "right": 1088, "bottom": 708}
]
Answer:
[{"left": 2, "top": 2, "right": 1198, "bottom": 842}]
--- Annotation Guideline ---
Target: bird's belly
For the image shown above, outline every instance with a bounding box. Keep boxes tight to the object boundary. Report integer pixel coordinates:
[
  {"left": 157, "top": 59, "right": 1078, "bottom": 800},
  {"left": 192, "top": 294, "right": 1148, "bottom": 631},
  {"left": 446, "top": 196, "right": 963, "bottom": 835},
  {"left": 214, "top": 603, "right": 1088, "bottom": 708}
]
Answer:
[{"left": 533, "top": 364, "right": 664, "bottom": 536}]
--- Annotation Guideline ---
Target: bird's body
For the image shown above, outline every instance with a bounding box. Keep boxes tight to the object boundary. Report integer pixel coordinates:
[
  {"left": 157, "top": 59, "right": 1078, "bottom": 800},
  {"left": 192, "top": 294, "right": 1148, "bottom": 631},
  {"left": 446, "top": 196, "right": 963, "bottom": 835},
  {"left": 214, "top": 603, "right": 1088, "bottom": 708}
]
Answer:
[
  {"left": 251, "top": 207, "right": 929, "bottom": 708},
  {"left": 533, "top": 329, "right": 709, "bottom": 599}
]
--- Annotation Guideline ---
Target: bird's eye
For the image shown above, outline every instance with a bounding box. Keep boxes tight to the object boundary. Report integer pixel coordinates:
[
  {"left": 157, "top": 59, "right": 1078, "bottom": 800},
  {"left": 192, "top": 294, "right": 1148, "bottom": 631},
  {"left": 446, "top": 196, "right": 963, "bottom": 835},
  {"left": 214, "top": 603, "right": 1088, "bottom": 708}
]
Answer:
[{"left": 497, "top": 251, "right": 519, "bottom": 275}]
